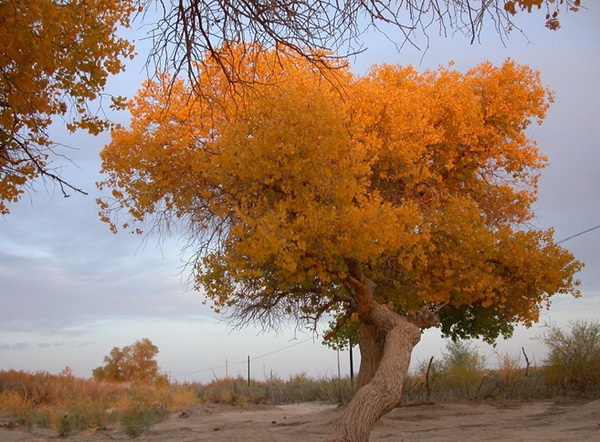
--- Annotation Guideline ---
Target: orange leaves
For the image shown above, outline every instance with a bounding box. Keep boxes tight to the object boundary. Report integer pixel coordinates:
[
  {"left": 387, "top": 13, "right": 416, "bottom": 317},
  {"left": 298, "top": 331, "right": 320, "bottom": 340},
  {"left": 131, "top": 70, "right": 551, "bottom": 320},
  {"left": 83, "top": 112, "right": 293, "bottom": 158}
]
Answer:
[
  {"left": 99, "top": 48, "right": 581, "bottom": 331},
  {"left": 503, "top": 0, "right": 579, "bottom": 30},
  {"left": 0, "top": 0, "right": 136, "bottom": 213}
]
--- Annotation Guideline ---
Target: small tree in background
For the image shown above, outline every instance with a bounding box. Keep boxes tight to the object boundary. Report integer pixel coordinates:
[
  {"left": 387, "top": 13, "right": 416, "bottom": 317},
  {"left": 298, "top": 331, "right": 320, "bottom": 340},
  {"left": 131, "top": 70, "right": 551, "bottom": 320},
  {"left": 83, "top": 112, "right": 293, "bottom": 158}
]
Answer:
[{"left": 93, "top": 338, "right": 167, "bottom": 385}]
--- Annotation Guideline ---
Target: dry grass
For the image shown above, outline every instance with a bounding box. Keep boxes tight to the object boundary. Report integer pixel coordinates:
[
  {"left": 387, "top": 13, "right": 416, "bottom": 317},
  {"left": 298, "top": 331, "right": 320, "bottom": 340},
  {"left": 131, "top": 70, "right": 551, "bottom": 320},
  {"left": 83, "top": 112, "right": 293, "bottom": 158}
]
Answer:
[
  {"left": 187, "top": 373, "right": 356, "bottom": 406},
  {"left": 3, "top": 322, "right": 600, "bottom": 437},
  {"left": 0, "top": 370, "right": 198, "bottom": 437}
]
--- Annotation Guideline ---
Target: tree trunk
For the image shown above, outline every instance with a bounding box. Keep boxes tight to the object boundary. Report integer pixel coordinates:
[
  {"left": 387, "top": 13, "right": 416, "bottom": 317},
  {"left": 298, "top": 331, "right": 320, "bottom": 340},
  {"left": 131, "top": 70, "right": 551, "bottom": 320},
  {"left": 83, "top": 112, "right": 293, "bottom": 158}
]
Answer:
[
  {"left": 356, "top": 322, "right": 385, "bottom": 387},
  {"left": 331, "top": 303, "right": 421, "bottom": 442}
]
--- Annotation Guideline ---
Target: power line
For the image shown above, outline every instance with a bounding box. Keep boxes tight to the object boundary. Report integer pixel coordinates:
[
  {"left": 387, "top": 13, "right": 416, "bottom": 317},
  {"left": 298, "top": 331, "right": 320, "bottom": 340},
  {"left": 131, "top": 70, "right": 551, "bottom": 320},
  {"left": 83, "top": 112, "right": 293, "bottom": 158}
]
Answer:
[
  {"left": 556, "top": 223, "right": 600, "bottom": 245},
  {"left": 172, "top": 336, "right": 315, "bottom": 379},
  {"left": 252, "top": 337, "right": 314, "bottom": 362}
]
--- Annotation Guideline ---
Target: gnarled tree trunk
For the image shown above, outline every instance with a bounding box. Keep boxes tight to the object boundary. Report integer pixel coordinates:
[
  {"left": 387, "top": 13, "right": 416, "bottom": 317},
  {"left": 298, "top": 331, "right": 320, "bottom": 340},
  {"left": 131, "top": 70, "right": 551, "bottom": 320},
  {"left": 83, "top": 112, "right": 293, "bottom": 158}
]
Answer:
[
  {"left": 331, "top": 303, "right": 421, "bottom": 441},
  {"left": 331, "top": 260, "right": 430, "bottom": 442},
  {"left": 356, "top": 322, "right": 385, "bottom": 387}
]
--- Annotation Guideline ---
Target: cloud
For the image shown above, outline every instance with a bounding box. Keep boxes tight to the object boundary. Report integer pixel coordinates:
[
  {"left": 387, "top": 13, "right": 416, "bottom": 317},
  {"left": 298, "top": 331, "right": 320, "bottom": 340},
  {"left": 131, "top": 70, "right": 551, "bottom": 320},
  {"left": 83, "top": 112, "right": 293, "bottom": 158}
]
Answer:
[
  {"left": 0, "top": 343, "right": 31, "bottom": 351},
  {"left": 36, "top": 342, "right": 66, "bottom": 349},
  {"left": 0, "top": 240, "right": 210, "bottom": 335},
  {"left": 0, "top": 342, "right": 66, "bottom": 351}
]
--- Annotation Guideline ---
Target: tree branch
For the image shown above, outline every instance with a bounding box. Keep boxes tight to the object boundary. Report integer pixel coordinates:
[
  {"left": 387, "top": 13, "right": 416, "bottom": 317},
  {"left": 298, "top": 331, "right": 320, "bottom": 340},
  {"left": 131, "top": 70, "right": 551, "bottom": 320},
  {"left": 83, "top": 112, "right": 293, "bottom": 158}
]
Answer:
[{"left": 11, "top": 136, "right": 88, "bottom": 198}]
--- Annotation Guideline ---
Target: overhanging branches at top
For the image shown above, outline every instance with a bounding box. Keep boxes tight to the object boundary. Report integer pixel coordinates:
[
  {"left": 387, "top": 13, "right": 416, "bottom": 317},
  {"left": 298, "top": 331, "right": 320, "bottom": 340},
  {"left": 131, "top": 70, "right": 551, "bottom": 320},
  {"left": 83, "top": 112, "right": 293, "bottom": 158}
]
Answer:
[{"left": 147, "top": 0, "right": 582, "bottom": 84}]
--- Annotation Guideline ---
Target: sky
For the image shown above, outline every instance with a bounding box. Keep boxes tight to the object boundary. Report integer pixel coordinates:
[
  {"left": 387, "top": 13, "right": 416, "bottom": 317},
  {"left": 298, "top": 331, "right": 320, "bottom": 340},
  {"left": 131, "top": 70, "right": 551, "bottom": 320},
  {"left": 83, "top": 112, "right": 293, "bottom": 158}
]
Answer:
[{"left": 1, "top": 5, "right": 599, "bottom": 383}]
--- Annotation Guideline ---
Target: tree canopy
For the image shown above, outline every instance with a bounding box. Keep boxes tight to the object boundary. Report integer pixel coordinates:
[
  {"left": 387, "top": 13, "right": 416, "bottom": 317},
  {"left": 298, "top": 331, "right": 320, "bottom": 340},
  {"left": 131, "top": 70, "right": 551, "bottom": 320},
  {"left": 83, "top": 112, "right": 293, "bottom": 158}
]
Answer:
[
  {"left": 92, "top": 338, "right": 167, "bottom": 384},
  {"left": 0, "top": 0, "right": 136, "bottom": 214},
  {"left": 99, "top": 47, "right": 581, "bottom": 344},
  {"left": 0, "top": 1, "right": 583, "bottom": 214}
]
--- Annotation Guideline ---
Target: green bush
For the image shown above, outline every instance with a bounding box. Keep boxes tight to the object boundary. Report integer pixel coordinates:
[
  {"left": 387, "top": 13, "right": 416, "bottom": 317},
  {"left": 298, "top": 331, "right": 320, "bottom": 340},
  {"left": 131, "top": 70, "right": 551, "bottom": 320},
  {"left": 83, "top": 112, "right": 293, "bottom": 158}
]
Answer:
[
  {"left": 543, "top": 320, "right": 600, "bottom": 395},
  {"left": 120, "top": 407, "right": 169, "bottom": 438},
  {"left": 416, "top": 340, "right": 486, "bottom": 401}
]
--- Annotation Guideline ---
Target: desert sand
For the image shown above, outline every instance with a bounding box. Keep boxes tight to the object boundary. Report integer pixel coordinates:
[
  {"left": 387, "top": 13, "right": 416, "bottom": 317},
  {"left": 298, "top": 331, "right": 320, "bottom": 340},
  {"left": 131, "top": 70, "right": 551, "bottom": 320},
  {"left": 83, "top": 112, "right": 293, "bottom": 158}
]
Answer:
[{"left": 2, "top": 399, "right": 600, "bottom": 441}]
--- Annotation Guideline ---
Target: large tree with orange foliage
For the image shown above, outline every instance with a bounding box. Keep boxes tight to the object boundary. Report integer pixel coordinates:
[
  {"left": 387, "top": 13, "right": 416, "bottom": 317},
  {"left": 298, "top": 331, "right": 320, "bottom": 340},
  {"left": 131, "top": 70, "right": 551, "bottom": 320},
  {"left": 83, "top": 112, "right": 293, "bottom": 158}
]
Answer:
[
  {"left": 0, "top": 1, "right": 583, "bottom": 215},
  {"left": 98, "top": 48, "right": 581, "bottom": 440},
  {"left": 0, "top": 0, "right": 136, "bottom": 214}
]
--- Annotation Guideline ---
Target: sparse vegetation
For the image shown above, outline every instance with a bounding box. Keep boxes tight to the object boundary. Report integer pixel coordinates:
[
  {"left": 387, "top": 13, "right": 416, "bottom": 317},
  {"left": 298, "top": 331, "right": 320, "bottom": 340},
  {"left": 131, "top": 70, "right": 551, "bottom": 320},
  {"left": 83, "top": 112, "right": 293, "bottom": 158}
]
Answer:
[
  {"left": 0, "top": 370, "right": 197, "bottom": 438},
  {"left": 191, "top": 373, "right": 356, "bottom": 406},
  {"left": 2, "top": 322, "right": 600, "bottom": 437},
  {"left": 543, "top": 320, "right": 600, "bottom": 395},
  {"left": 405, "top": 324, "right": 600, "bottom": 403},
  {"left": 407, "top": 342, "right": 551, "bottom": 403}
]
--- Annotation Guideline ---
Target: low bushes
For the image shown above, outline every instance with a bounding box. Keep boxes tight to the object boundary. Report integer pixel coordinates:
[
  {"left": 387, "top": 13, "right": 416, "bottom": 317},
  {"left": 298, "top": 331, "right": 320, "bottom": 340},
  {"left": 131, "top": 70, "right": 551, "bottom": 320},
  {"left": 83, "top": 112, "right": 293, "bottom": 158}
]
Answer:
[
  {"left": 0, "top": 370, "right": 198, "bottom": 437},
  {"left": 405, "top": 320, "right": 600, "bottom": 402},
  {"left": 2, "top": 321, "right": 599, "bottom": 437},
  {"left": 190, "top": 373, "right": 356, "bottom": 406},
  {"left": 543, "top": 320, "right": 600, "bottom": 395}
]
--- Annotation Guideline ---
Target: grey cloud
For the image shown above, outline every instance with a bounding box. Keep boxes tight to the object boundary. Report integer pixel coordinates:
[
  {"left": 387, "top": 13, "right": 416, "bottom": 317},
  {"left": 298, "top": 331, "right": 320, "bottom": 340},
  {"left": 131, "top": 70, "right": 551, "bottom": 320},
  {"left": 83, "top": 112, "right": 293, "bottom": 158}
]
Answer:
[
  {"left": 36, "top": 342, "right": 66, "bottom": 349},
  {"left": 0, "top": 343, "right": 31, "bottom": 351},
  {"left": 0, "top": 341, "right": 67, "bottom": 351}
]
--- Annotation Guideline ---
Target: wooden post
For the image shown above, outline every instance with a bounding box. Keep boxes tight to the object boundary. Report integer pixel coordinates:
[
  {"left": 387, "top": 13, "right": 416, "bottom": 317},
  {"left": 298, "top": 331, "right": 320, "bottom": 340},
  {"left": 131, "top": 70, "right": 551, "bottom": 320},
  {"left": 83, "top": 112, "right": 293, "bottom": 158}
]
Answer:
[
  {"left": 522, "top": 347, "right": 531, "bottom": 377},
  {"left": 425, "top": 356, "right": 434, "bottom": 400},
  {"left": 247, "top": 356, "right": 251, "bottom": 386},
  {"left": 349, "top": 344, "right": 354, "bottom": 385}
]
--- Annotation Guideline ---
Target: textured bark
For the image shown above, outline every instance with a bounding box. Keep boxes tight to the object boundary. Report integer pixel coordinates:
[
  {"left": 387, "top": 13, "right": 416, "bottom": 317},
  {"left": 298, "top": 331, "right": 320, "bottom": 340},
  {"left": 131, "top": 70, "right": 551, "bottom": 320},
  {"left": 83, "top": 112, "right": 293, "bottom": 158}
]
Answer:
[
  {"left": 331, "top": 260, "right": 422, "bottom": 441},
  {"left": 356, "top": 323, "right": 385, "bottom": 388},
  {"left": 332, "top": 303, "right": 421, "bottom": 441}
]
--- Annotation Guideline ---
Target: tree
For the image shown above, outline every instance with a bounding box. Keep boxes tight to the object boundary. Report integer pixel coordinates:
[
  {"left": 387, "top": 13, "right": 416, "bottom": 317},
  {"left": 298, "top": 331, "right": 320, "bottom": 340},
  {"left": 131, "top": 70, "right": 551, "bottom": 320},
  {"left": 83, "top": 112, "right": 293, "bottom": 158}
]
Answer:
[
  {"left": 0, "top": 0, "right": 136, "bottom": 214},
  {"left": 92, "top": 338, "right": 167, "bottom": 384},
  {"left": 0, "top": 1, "right": 583, "bottom": 214},
  {"left": 98, "top": 49, "right": 582, "bottom": 440},
  {"left": 149, "top": 0, "right": 582, "bottom": 85}
]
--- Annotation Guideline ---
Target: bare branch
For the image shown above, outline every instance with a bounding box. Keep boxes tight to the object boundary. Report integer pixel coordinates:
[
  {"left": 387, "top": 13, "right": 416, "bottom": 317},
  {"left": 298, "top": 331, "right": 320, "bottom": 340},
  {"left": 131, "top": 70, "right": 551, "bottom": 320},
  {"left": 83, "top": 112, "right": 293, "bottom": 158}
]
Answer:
[
  {"left": 4, "top": 134, "right": 88, "bottom": 198},
  {"left": 146, "top": 0, "right": 523, "bottom": 87}
]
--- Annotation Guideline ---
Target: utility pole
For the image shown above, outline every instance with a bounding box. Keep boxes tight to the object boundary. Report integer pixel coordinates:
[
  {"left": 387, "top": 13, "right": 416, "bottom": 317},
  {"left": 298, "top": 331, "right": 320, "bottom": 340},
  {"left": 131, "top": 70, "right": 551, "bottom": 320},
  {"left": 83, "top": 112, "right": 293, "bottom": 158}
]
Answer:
[
  {"left": 337, "top": 349, "right": 341, "bottom": 378},
  {"left": 225, "top": 359, "right": 229, "bottom": 379},
  {"left": 247, "top": 356, "right": 251, "bottom": 386}
]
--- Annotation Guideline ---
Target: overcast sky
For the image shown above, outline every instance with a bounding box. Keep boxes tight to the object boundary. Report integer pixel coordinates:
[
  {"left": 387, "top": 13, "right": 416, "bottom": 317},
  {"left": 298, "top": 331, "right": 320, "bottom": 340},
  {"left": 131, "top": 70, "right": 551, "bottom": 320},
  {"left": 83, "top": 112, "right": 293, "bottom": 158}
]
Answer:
[{"left": 1, "top": 6, "right": 599, "bottom": 383}]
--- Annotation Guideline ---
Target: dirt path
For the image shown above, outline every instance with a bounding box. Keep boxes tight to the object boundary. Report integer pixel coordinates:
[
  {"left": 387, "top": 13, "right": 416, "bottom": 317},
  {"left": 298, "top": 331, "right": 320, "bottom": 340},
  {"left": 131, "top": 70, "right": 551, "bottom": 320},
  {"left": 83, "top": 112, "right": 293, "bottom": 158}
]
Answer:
[{"left": 2, "top": 399, "right": 599, "bottom": 441}]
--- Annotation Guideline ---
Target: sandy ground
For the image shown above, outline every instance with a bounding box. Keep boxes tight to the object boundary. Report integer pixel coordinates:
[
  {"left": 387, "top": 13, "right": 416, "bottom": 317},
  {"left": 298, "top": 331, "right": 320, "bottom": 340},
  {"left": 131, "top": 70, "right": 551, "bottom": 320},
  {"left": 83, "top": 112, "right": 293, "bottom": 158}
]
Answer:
[{"left": 2, "top": 399, "right": 600, "bottom": 441}]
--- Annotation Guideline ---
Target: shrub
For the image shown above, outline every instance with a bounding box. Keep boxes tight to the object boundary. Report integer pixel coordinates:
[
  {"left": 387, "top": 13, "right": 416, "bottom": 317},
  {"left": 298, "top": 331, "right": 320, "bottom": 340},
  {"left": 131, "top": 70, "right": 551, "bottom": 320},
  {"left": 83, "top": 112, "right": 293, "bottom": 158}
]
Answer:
[
  {"left": 416, "top": 340, "right": 486, "bottom": 401},
  {"left": 0, "top": 370, "right": 198, "bottom": 437},
  {"left": 118, "top": 401, "right": 169, "bottom": 438},
  {"left": 543, "top": 320, "right": 600, "bottom": 395}
]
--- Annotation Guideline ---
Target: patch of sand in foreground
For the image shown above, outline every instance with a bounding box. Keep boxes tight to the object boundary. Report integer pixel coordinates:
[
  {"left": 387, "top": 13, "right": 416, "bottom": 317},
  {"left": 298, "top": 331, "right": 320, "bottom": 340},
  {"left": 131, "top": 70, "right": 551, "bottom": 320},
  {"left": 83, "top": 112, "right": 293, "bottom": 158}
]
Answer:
[{"left": 1, "top": 399, "right": 599, "bottom": 441}]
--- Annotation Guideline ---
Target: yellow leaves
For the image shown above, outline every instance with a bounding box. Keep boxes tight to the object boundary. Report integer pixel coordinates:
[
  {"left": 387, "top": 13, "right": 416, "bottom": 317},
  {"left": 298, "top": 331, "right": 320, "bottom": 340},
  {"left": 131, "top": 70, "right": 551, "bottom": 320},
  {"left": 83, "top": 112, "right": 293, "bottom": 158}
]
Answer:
[
  {"left": 99, "top": 47, "right": 581, "bottom": 329},
  {"left": 0, "top": 0, "right": 136, "bottom": 212}
]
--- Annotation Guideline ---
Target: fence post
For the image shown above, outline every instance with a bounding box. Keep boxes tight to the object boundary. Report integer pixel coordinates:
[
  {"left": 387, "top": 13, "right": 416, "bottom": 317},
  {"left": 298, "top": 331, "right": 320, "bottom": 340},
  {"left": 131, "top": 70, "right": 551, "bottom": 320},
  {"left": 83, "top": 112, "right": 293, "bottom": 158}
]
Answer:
[
  {"left": 349, "top": 345, "right": 354, "bottom": 385},
  {"left": 247, "top": 356, "right": 251, "bottom": 386}
]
